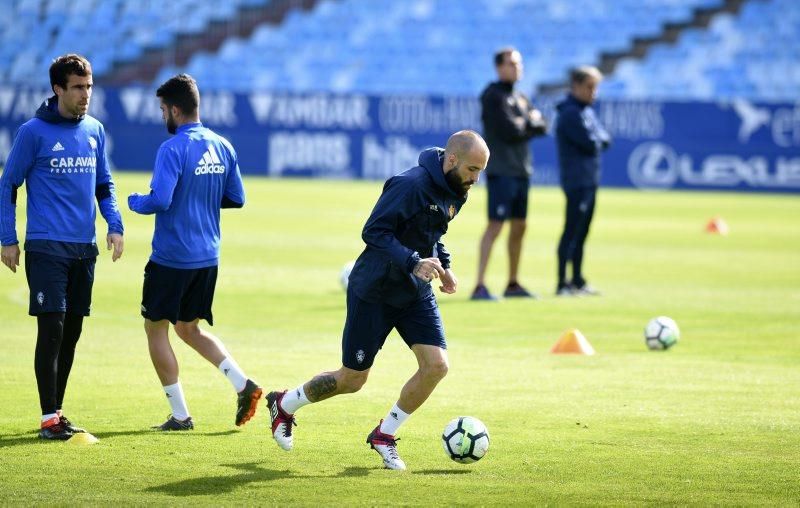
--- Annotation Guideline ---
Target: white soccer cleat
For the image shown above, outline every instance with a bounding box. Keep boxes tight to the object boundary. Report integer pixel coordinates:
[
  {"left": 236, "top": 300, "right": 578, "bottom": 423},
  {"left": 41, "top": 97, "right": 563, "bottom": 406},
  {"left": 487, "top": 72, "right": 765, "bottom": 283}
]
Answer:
[
  {"left": 266, "top": 390, "right": 296, "bottom": 451},
  {"left": 366, "top": 422, "right": 406, "bottom": 471}
]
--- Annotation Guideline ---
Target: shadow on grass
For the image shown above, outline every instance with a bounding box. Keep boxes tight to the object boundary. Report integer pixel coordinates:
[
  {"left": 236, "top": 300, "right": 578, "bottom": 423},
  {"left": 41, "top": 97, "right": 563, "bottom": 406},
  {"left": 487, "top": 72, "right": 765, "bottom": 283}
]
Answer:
[
  {"left": 0, "top": 428, "right": 242, "bottom": 448},
  {"left": 145, "top": 463, "right": 320, "bottom": 496},
  {"left": 92, "top": 429, "right": 240, "bottom": 440},
  {"left": 197, "top": 430, "right": 240, "bottom": 437},
  {"left": 0, "top": 433, "right": 40, "bottom": 448},
  {"left": 146, "top": 462, "right": 469, "bottom": 496},
  {"left": 332, "top": 466, "right": 371, "bottom": 478},
  {"left": 413, "top": 469, "right": 471, "bottom": 475}
]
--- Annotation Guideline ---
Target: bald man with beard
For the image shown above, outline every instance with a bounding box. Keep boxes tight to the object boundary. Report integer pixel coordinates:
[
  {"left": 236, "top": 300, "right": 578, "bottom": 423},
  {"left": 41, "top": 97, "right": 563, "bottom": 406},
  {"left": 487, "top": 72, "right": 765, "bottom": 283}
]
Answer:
[{"left": 264, "top": 131, "right": 490, "bottom": 471}]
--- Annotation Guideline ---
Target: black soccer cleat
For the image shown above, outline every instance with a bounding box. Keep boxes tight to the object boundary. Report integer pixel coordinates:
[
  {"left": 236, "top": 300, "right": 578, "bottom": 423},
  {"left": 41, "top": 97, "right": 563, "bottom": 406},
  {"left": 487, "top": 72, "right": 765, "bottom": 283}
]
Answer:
[
  {"left": 503, "top": 282, "right": 538, "bottom": 299},
  {"left": 236, "top": 379, "right": 263, "bottom": 426},
  {"left": 59, "top": 415, "right": 86, "bottom": 433},
  {"left": 470, "top": 284, "right": 498, "bottom": 301},
  {"left": 39, "top": 419, "right": 73, "bottom": 441},
  {"left": 152, "top": 415, "right": 194, "bottom": 431}
]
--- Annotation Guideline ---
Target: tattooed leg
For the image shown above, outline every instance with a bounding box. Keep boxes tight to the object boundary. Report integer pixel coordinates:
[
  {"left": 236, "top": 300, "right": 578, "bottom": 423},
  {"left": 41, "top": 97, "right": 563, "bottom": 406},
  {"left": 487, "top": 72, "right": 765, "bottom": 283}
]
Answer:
[
  {"left": 305, "top": 373, "right": 337, "bottom": 401},
  {"left": 303, "top": 367, "right": 369, "bottom": 402}
]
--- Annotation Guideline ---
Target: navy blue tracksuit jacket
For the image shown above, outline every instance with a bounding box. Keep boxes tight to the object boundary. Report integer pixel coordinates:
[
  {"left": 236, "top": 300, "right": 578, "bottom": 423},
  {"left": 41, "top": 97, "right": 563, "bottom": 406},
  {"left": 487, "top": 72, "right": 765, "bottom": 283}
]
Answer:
[
  {"left": 348, "top": 147, "right": 466, "bottom": 308},
  {"left": 555, "top": 94, "right": 611, "bottom": 190}
]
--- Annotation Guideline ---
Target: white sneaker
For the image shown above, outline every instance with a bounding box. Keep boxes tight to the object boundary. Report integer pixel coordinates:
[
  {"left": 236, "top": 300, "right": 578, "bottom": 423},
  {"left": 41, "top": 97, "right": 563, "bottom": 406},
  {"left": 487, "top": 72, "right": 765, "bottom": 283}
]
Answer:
[
  {"left": 575, "top": 283, "right": 601, "bottom": 296},
  {"left": 266, "top": 391, "right": 295, "bottom": 451},
  {"left": 366, "top": 422, "right": 406, "bottom": 470}
]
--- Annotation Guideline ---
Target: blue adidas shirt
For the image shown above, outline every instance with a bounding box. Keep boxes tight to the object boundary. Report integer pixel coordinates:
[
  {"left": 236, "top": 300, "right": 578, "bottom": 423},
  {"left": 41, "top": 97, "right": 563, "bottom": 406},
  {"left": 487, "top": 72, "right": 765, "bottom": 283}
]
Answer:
[
  {"left": 0, "top": 97, "right": 123, "bottom": 250},
  {"left": 128, "top": 122, "right": 245, "bottom": 269}
]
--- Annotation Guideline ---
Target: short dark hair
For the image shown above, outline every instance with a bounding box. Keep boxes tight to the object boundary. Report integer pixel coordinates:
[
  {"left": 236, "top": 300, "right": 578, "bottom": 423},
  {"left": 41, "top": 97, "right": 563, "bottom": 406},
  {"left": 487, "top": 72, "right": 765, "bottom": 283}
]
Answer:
[
  {"left": 49, "top": 54, "right": 92, "bottom": 94},
  {"left": 156, "top": 74, "right": 200, "bottom": 115},
  {"left": 494, "top": 47, "right": 518, "bottom": 67},
  {"left": 570, "top": 66, "right": 603, "bottom": 85}
]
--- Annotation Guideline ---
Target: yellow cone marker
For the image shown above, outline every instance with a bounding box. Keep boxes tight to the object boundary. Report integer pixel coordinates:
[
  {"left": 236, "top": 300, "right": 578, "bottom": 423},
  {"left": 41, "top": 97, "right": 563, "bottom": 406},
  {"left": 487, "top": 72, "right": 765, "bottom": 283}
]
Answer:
[{"left": 68, "top": 432, "right": 99, "bottom": 445}]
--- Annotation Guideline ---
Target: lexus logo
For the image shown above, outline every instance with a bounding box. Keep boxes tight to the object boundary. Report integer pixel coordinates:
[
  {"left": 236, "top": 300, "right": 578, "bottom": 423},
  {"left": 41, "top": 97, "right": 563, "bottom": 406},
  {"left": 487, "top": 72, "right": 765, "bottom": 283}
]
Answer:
[{"left": 627, "top": 142, "right": 679, "bottom": 189}]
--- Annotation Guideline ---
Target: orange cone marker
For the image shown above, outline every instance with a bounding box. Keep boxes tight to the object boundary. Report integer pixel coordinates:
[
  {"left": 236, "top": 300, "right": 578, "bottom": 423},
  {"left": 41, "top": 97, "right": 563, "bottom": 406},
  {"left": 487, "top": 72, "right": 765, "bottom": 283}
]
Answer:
[
  {"left": 550, "top": 329, "right": 596, "bottom": 355},
  {"left": 705, "top": 217, "right": 729, "bottom": 235}
]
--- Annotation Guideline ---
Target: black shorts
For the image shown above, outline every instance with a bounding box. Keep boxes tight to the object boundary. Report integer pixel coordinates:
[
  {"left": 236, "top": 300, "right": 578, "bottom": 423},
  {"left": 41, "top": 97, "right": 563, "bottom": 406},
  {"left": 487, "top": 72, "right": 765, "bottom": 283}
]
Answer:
[
  {"left": 487, "top": 175, "right": 529, "bottom": 220},
  {"left": 141, "top": 261, "right": 218, "bottom": 325},
  {"left": 341, "top": 285, "right": 446, "bottom": 371},
  {"left": 25, "top": 251, "right": 96, "bottom": 316}
]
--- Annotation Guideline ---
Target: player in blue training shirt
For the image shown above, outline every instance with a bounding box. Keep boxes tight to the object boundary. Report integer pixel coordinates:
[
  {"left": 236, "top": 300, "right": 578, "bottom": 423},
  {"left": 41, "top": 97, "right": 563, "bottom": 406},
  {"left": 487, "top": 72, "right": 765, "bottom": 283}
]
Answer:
[
  {"left": 265, "top": 131, "right": 490, "bottom": 470},
  {"left": 128, "top": 74, "right": 261, "bottom": 431},
  {"left": 0, "top": 54, "right": 124, "bottom": 440}
]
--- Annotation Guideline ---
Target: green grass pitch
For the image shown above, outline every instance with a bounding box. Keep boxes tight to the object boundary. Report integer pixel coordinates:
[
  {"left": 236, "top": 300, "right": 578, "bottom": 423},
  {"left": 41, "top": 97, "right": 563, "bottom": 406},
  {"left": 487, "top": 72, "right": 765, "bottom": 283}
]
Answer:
[{"left": 1, "top": 173, "right": 798, "bottom": 505}]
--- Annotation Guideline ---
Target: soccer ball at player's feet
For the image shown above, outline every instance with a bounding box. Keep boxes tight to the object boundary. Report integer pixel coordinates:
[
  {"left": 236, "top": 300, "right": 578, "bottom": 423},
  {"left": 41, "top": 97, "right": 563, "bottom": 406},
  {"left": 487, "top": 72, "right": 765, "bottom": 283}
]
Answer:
[
  {"left": 644, "top": 316, "right": 680, "bottom": 350},
  {"left": 442, "top": 416, "right": 490, "bottom": 464}
]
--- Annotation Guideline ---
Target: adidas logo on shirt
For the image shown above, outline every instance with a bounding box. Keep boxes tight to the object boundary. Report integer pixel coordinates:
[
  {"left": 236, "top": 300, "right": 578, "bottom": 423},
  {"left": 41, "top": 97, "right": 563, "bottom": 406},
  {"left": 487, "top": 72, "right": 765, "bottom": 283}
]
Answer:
[
  {"left": 195, "top": 145, "right": 226, "bottom": 175},
  {"left": 52, "top": 141, "right": 65, "bottom": 152}
]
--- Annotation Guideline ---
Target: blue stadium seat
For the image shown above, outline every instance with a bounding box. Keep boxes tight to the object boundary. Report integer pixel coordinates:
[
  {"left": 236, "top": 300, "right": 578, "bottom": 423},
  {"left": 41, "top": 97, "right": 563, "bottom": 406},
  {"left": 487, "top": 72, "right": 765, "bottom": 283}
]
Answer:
[
  {"left": 3, "top": 0, "right": 795, "bottom": 101},
  {"left": 609, "top": 0, "right": 800, "bottom": 100},
  {"left": 0, "top": 0, "right": 272, "bottom": 86},
  {"left": 127, "top": 0, "right": 720, "bottom": 97}
]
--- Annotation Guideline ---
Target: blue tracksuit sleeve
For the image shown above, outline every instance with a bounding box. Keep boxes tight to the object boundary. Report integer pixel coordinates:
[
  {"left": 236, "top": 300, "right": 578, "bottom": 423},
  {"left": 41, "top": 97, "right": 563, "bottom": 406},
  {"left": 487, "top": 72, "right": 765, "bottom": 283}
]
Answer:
[
  {"left": 221, "top": 153, "right": 245, "bottom": 209},
  {"left": 0, "top": 125, "right": 35, "bottom": 246},
  {"left": 436, "top": 241, "right": 451, "bottom": 270},
  {"left": 362, "top": 177, "right": 421, "bottom": 273},
  {"left": 128, "top": 143, "right": 182, "bottom": 215},
  {"left": 559, "top": 108, "right": 602, "bottom": 156},
  {"left": 94, "top": 127, "right": 124, "bottom": 235}
]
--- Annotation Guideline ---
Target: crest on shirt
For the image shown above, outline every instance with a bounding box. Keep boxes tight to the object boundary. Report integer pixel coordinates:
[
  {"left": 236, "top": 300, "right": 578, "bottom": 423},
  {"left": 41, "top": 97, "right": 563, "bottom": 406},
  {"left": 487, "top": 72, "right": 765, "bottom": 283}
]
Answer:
[
  {"left": 449, "top": 204, "right": 455, "bottom": 219},
  {"left": 88, "top": 137, "right": 97, "bottom": 150}
]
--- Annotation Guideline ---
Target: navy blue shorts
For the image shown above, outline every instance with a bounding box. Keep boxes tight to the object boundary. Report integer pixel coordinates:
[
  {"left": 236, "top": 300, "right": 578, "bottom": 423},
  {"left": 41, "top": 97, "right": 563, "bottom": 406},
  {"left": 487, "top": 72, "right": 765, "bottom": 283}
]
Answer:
[
  {"left": 25, "top": 251, "right": 96, "bottom": 316},
  {"left": 341, "top": 285, "right": 446, "bottom": 371},
  {"left": 487, "top": 175, "right": 529, "bottom": 220},
  {"left": 141, "top": 261, "right": 217, "bottom": 325}
]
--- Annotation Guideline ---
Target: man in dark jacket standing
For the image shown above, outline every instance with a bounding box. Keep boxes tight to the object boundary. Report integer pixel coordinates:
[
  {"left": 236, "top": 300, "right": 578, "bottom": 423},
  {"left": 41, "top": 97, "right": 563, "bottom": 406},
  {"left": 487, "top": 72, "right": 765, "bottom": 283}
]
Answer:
[
  {"left": 472, "top": 47, "right": 547, "bottom": 301},
  {"left": 555, "top": 66, "right": 610, "bottom": 296},
  {"left": 264, "top": 131, "right": 489, "bottom": 471}
]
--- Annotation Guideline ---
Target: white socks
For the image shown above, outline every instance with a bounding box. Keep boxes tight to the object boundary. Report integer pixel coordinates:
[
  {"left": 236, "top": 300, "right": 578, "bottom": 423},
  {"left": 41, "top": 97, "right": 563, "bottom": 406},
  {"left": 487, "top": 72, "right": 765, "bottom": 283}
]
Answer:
[
  {"left": 161, "top": 358, "right": 247, "bottom": 422},
  {"left": 218, "top": 357, "right": 247, "bottom": 393},
  {"left": 379, "top": 403, "right": 411, "bottom": 436},
  {"left": 42, "top": 413, "right": 58, "bottom": 423},
  {"left": 163, "top": 381, "right": 190, "bottom": 421},
  {"left": 280, "top": 385, "right": 311, "bottom": 414}
]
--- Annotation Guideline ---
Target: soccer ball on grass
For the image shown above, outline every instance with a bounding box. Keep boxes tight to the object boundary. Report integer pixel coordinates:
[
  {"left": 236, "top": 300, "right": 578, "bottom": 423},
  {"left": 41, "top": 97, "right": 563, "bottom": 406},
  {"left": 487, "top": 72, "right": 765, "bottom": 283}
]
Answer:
[
  {"left": 442, "top": 416, "right": 489, "bottom": 464},
  {"left": 644, "top": 316, "right": 680, "bottom": 350}
]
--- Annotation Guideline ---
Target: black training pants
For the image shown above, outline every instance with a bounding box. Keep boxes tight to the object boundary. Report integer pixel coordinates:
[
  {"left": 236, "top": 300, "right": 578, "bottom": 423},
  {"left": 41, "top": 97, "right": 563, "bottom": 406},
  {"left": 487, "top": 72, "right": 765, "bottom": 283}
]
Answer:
[
  {"left": 35, "top": 312, "right": 84, "bottom": 415},
  {"left": 557, "top": 186, "right": 597, "bottom": 287}
]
